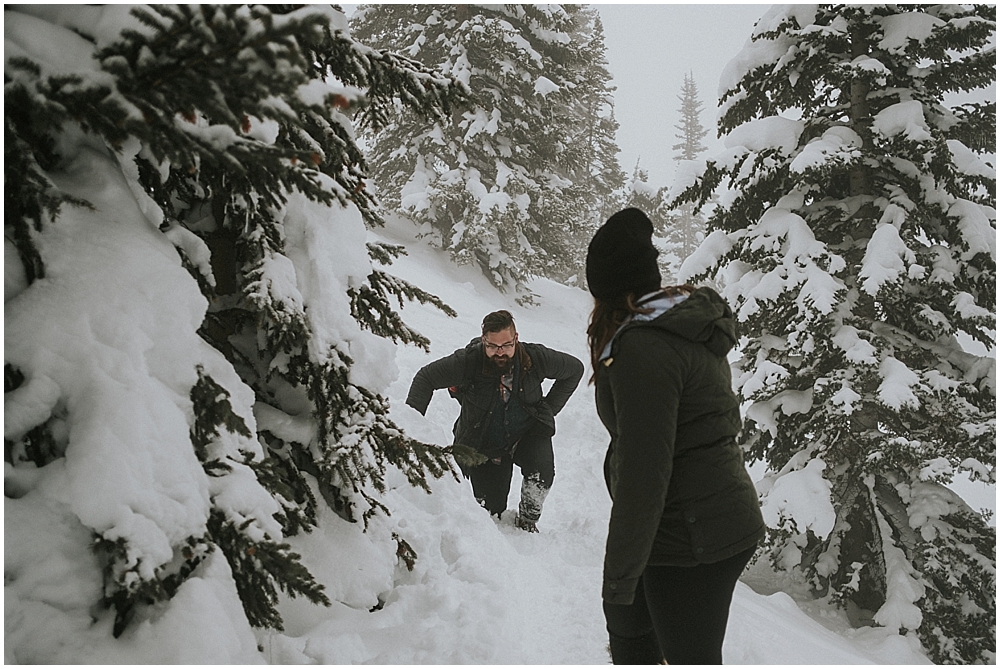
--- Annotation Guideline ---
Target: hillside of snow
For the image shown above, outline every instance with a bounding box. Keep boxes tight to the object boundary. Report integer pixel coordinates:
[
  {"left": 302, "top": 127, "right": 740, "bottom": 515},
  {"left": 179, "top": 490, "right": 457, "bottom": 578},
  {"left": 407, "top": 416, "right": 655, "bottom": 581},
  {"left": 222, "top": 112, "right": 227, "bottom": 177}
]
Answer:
[
  {"left": 251, "top": 214, "right": 935, "bottom": 665},
  {"left": 5, "top": 197, "right": 938, "bottom": 663},
  {"left": 5, "top": 3, "right": 992, "bottom": 664}
]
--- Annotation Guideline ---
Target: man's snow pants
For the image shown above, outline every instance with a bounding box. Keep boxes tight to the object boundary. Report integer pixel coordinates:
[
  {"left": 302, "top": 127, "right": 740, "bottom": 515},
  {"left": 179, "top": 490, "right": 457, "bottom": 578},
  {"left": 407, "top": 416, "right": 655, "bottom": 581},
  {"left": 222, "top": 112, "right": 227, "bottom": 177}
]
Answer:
[{"left": 463, "top": 431, "right": 554, "bottom": 522}]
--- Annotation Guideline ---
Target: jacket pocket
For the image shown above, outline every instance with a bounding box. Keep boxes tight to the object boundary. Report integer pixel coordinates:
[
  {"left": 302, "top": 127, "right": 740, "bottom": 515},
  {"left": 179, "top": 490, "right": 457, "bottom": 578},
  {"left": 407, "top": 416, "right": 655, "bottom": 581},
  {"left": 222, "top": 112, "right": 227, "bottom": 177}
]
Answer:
[
  {"left": 683, "top": 490, "right": 763, "bottom": 562},
  {"left": 520, "top": 372, "right": 542, "bottom": 405}
]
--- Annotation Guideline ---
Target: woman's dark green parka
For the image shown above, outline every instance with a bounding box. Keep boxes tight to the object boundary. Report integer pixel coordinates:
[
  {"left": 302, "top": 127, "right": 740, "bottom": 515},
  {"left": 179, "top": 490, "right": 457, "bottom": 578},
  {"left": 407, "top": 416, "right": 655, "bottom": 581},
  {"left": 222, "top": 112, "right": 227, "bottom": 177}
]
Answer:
[{"left": 595, "top": 287, "right": 765, "bottom": 605}]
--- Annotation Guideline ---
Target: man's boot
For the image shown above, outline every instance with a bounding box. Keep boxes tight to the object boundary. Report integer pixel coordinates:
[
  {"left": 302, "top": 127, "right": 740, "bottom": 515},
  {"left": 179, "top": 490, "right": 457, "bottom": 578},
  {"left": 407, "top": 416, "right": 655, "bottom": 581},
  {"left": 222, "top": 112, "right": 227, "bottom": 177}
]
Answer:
[
  {"left": 514, "top": 514, "right": 538, "bottom": 533},
  {"left": 516, "top": 472, "right": 549, "bottom": 532}
]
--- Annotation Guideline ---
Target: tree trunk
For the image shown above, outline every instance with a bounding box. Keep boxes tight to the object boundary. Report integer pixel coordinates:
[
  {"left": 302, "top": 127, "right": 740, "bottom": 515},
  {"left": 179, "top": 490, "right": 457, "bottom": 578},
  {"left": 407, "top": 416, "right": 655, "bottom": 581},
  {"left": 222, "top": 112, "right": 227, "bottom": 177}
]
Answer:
[
  {"left": 832, "top": 473, "right": 886, "bottom": 620},
  {"left": 839, "top": 24, "right": 888, "bottom": 618},
  {"left": 874, "top": 474, "right": 924, "bottom": 565},
  {"left": 199, "top": 199, "right": 243, "bottom": 360},
  {"left": 848, "top": 24, "right": 873, "bottom": 200},
  {"left": 834, "top": 26, "right": 892, "bottom": 625}
]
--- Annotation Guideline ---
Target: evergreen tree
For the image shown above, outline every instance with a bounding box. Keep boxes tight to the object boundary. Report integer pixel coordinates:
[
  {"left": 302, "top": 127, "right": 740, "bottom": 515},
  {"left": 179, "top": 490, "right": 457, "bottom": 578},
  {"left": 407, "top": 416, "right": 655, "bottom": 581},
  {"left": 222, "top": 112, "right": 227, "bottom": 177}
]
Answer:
[
  {"left": 576, "top": 11, "right": 627, "bottom": 225},
  {"left": 623, "top": 161, "right": 680, "bottom": 284},
  {"left": 550, "top": 7, "right": 627, "bottom": 286},
  {"left": 350, "top": 4, "right": 618, "bottom": 298},
  {"left": 623, "top": 161, "right": 662, "bottom": 224},
  {"left": 673, "top": 6, "right": 995, "bottom": 663},
  {"left": 6, "top": 4, "right": 465, "bottom": 638},
  {"left": 666, "top": 72, "right": 710, "bottom": 269},
  {"left": 672, "top": 71, "right": 709, "bottom": 162}
]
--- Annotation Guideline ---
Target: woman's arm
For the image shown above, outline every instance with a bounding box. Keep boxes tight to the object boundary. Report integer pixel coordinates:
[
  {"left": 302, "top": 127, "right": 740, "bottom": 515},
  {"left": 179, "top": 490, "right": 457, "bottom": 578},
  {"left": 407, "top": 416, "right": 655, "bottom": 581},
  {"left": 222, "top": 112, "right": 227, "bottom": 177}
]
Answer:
[{"left": 602, "top": 328, "right": 685, "bottom": 605}]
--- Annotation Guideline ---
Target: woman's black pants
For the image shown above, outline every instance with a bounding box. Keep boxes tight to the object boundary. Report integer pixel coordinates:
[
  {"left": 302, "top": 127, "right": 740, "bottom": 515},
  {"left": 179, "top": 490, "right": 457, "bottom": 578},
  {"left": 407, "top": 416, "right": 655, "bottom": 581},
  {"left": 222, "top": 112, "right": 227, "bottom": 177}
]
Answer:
[{"left": 603, "top": 546, "right": 755, "bottom": 665}]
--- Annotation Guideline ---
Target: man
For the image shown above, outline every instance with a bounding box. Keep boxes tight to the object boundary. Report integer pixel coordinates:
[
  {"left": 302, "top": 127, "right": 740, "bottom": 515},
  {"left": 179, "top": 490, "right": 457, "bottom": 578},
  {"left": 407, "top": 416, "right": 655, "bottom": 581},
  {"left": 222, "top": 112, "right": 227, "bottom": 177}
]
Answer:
[{"left": 406, "top": 310, "right": 584, "bottom": 532}]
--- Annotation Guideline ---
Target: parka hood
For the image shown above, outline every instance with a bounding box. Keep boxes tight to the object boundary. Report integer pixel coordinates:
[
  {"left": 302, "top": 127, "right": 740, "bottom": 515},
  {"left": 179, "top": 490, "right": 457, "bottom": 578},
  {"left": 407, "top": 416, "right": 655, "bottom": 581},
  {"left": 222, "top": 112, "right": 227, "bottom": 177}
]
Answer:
[{"left": 647, "top": 287, "right": 738, "bottom": 358}]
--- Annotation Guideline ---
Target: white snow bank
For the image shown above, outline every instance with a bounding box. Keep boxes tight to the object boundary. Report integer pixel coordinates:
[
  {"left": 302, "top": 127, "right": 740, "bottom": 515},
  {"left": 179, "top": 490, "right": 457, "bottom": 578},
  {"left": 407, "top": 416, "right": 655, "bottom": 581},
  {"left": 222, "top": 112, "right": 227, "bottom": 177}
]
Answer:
[
  {"left": 790, "top": 126, "right": 862, "bottom": 173},
  {"left": 5, "top": 237, "right": 30, "bottom": 302},
  {"left": 879, "top": 12, "right": 945, "bottom": 53},
  {"left": 859, "top": 223, "right": 916, "bottom": 295},
  {"left": 5, "top": 146, "right": 213, "bottom": 575},
  {"left": 5, "top": 141, "right": 271, "bottom": 661},
  {"left": 872, "top": 101, "right": 932, "bottom": 142},
  {"left": 725, "top": 115, "right": 804, "bottom": 154},
  {"left": 726, "top": 582, "right": 929, "bottom": 664}
]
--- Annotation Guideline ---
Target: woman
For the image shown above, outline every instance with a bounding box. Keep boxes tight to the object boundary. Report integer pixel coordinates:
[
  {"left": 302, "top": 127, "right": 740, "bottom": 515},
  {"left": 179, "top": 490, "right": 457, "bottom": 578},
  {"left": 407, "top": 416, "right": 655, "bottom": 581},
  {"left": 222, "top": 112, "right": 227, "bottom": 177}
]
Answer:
[{"left": 585, "top": 208, "right": 765, "bottom": 665}]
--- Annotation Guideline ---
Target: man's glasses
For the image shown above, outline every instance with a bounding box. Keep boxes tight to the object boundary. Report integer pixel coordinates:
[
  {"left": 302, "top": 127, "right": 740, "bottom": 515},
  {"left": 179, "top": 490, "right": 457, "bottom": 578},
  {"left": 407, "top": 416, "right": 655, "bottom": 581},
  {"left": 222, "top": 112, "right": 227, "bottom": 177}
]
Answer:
[{"left": 484, "top": 340, "right": 516, "bottom": 353}]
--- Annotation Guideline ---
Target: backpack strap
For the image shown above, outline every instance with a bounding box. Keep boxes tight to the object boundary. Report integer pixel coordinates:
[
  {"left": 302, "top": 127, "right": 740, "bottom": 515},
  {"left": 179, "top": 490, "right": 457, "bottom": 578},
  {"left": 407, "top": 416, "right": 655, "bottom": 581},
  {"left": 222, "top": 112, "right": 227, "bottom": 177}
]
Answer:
[{"left": 448, "top": 341, "right": 482, "bottom": 403}]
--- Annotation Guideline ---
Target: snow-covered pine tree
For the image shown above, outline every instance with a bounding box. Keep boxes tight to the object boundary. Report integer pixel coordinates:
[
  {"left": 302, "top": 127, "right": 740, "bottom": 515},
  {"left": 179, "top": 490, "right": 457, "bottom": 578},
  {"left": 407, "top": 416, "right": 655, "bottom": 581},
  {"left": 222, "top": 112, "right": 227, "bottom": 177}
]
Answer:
[
  {"left": 5, "top": 4, "right": 464, "bottom": 645},
  {"left": 673, "top": 5, "right": 996, "bottom": 663},
  {"left": 623, "top": 161, "right": 663, "bottom": 225},
  {"left": 673, "top": 72, "right": 710, "bottom": 162},
  {"left": 574, "top": 10, "right": 627, "bottom": 228},
  {"left": 350, "top": 4, "right": 613, "bottom": 298},
  {"left": 622, "top": 161, "right": 683, "bottom": 283},
  {"left": 665, "top": 72, "right": 709, "bottom": 270},
  {"left": 540, "top": 6, "right": 627, "bottom": 286}
]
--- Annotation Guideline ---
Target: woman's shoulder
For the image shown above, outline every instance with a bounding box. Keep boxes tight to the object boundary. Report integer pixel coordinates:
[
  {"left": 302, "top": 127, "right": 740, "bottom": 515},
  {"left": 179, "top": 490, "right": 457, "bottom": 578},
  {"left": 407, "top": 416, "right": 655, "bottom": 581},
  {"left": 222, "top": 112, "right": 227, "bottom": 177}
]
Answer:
[
  {"left": 616, "top": 320, "right": 691, "bottom": 350},
  {"left": 609, "top": 323, "right": 694, "bottom": 368}
]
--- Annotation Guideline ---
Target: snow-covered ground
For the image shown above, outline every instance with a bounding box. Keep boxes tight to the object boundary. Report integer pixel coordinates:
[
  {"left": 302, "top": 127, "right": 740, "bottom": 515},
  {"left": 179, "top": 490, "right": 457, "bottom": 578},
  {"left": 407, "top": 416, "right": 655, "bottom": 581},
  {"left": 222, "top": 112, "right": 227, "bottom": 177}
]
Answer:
[
  {"left": 5, "top": 200, "right": 943, "bottom": 664},
  {"left": 2, "top": 191, "right": 954, "bottom": 663},
  {"left": 251, "top": 215, "right": 934, "bottom": 664},
  {"left": 4, "top": 5, "right": 991, "bottom": 664}
]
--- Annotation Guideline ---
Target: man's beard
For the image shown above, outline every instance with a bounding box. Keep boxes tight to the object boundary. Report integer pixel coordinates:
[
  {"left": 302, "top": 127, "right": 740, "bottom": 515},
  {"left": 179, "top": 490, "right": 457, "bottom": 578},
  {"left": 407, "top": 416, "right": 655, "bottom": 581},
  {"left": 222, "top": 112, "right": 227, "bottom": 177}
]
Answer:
[{"left": 491, "top": 353, "right": 514, "bottom": 372}]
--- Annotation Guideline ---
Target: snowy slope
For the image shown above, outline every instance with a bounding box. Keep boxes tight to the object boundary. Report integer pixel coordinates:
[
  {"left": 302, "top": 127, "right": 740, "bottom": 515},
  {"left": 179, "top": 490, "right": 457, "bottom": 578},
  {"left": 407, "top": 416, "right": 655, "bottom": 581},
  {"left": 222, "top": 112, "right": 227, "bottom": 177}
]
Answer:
[
  {"left": 4, "top": 4, "right": 980, "bottom": 664},
  {"left": 256, "top": 215, "right": 932, "bottom": 664},
  {"left": 5, "top": 187, "right": 933, "bottom": 663}
]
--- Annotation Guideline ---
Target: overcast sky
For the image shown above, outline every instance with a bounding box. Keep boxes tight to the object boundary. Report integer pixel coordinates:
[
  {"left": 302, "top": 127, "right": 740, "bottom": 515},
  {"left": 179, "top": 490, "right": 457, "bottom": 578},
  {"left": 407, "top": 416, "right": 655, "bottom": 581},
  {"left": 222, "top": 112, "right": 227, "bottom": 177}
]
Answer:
[
  {"left": 342, "top": 4, "right": 769, "bottom": 191},
  {"left": 598, "top": 4, "right": 768, "bottom": 189}
]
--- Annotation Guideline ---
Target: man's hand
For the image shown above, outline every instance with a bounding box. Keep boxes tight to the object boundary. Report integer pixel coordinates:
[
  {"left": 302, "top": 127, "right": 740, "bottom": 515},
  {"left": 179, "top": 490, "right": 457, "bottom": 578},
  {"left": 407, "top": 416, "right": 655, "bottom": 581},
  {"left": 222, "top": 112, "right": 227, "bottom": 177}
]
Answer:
[{"left": 447, "top": 443, "right": 488, "bottom": 468}]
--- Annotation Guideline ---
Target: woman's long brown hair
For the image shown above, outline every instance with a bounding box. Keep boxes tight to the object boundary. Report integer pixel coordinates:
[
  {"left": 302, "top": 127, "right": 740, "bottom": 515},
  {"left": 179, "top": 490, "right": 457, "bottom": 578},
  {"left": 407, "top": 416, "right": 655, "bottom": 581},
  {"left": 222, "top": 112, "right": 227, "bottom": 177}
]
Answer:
[{"left": 586, "top": 285, "right": 696, "bottom": 383}]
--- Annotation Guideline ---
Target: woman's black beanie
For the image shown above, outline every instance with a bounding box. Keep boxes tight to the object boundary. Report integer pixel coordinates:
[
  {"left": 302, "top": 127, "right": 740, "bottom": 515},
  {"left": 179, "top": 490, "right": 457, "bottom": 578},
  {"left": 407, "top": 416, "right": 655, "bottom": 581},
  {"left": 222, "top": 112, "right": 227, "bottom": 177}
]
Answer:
[{"left": 586, "top": 208, "right": 662, "bottom": 300}]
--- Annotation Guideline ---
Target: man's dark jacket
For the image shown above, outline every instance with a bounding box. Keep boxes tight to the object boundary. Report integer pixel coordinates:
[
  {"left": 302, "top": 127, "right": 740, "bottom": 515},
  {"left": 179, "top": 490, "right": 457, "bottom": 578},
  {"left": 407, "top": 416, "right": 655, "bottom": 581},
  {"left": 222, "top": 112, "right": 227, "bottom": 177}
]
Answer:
[
  {"left": 406, "top": 339, "right": 584, "bottom": 458},
  {"left": 595, "top": 287, "right": 765, "bottom": 605}
]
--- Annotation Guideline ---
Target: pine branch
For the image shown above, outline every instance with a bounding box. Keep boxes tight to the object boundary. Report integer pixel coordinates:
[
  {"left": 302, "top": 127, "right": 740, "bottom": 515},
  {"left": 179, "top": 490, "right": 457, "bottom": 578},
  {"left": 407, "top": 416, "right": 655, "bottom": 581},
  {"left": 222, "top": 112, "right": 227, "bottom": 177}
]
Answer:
[
  {"left": 207, "top": 510, "right": 330, "bottom": 630},
  {"left": 95, "top": 533, "right": 214, "bottom": 639},
  {"left": 189, "top": 368, "right": 329, "bottom": 631},
  {"left": 948, "top": 102, "right": 996, "bottom": 154},
  {"left": 252, "top": 435, "right": 320, "bottom": 537},
  {"left": 366, "top": 241, "right": 406, "bottom": 265}
]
